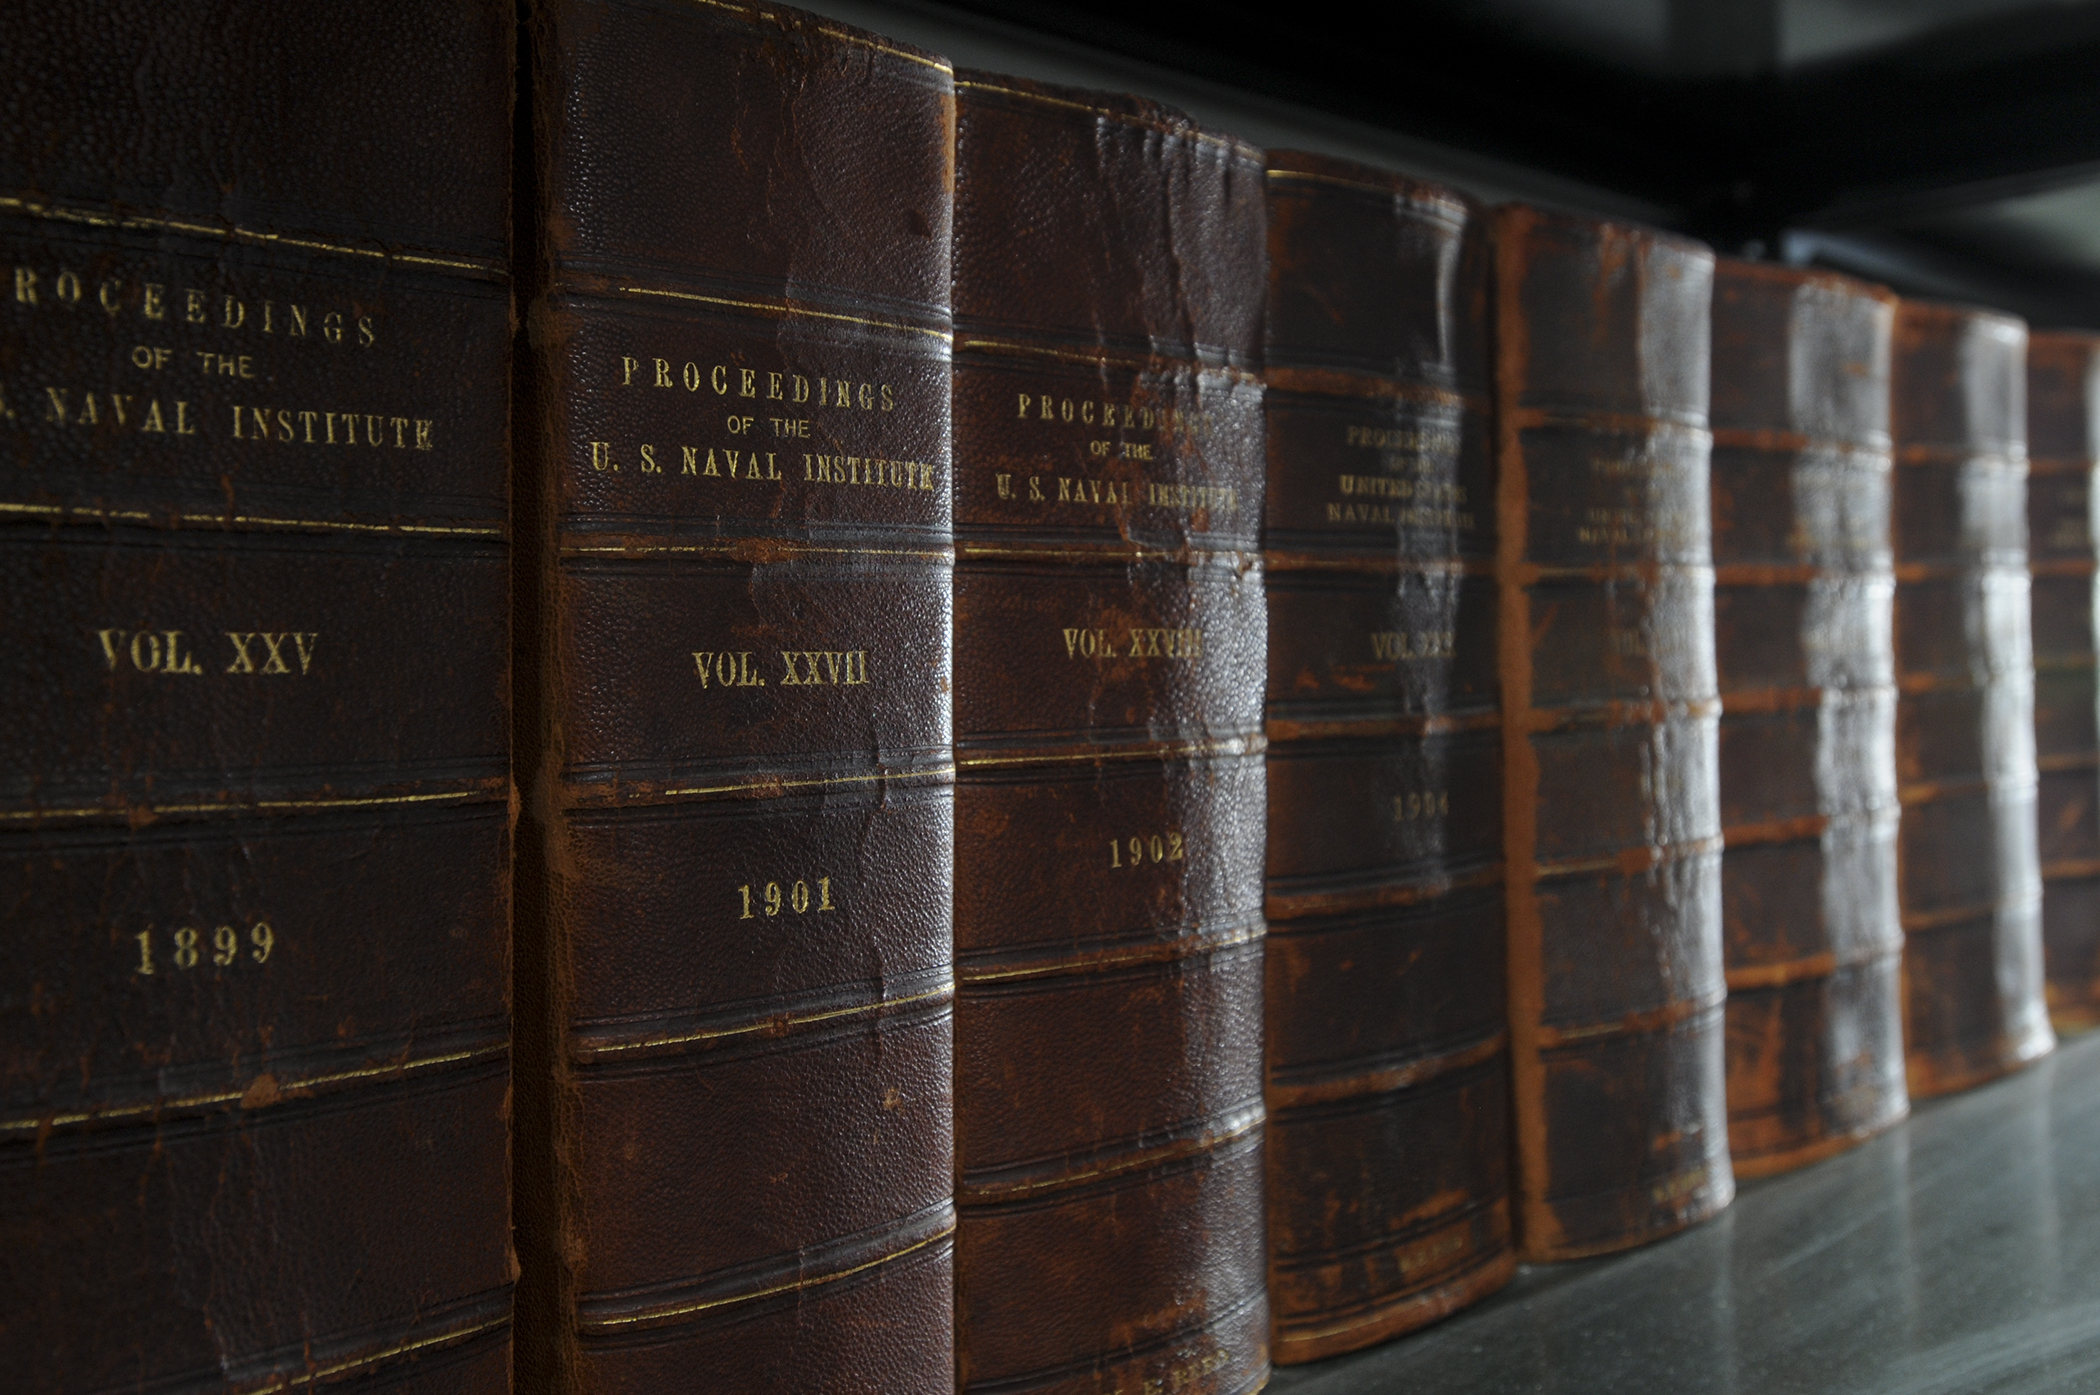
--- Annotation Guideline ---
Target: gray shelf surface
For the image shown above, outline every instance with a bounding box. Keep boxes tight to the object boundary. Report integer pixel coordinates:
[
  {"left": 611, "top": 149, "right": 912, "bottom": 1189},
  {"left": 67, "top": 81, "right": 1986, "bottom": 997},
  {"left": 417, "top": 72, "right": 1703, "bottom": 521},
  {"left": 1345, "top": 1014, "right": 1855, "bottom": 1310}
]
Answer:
[{"left": 1271, "top": 1028, "right": 2100, "bottom": 1395}]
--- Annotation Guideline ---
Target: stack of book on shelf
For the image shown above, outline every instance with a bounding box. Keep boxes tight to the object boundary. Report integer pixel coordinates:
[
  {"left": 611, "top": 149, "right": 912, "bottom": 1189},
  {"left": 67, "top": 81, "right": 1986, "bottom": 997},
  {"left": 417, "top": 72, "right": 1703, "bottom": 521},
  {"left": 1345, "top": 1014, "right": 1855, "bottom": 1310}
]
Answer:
[{"left": 4, "top": 2, "right": 2094, "bottom": 1392}]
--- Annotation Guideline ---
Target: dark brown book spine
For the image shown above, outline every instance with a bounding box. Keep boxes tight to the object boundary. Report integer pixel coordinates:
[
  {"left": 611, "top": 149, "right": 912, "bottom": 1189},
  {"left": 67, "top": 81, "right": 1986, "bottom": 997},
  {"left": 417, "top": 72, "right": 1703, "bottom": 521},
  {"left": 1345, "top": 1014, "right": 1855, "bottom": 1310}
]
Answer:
[
  {"left": 514, "top": 4, "right": 956, "bottom": 1389},
  {"left": 2025, "top": 331, "right": 2100, "bottom": 1032},
  {"left": 1708, "top": 261, "right": 1909, "bottom": 1175},
  {"left": 1493, "top": 205, "right": 1733, "bottom": 1259},
  {"left": 1260, "top": 152, "right": 1511, "bottom": 1360},
  {"left": 950, "top": 74, "right": 1269, "bottom": 1395},
  {"left": 1890, "top": 301, "right": 2055, "bottom": 1096},
  {"left": 0, "top": 4, "right": 516, "bottom": 1390}
]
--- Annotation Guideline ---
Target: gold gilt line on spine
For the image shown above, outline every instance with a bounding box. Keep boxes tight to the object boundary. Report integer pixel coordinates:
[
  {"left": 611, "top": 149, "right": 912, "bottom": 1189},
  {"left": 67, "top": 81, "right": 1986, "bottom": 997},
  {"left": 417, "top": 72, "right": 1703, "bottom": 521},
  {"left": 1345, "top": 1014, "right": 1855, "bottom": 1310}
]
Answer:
[
  {"left": 1535, "top": 988, "right": 1726, "bottom": 1048},
  {"left": 1903, "top": 893, "right": 2041, "bottom": 933},
  {"left": 571, "top": 981, "right": 956, "bottom": 1060},
  {"left": 1261, "top": 364, "right": 1481, "bottom": 409},
  {"left": 0, "top": 786, "right": 503, "bottom": 824},
  {"left": 0, "top": 194, "right": 501, "bottom": 275},
  {"left": 1515, "top": 561, "right": 1716, "bottom": 584},
  {"left": 1531, "top": 833, "right": 1725, "bottom": 881},
  {"left": 956, "top": 735, "right": 1266, "bottom": 770},
  {"left": 1266, "top": 1030, "right": 1509, "bottom": 1111},
  {"left": 1261, "top": 552, "right": 1489, "bottom": 577},
  {"left": 1708, "top": 426, "right": 1893, "bottom": 454},
  {"left": 1516, "top": 697, "right": 1722, "bottom": 731},
  {"left": 1263, "top": 166, "right": 1470, "bottom": 220},
  {"left": 1725, "top": 941, "right": 1902, "bottom": 991},
  {"left": 954, "top": 543, "right": 1259, "bottom": 567},
  {"left": 808, "top": 24, "right": 952, "bottom": 71},
  {"left": 0, "top": 1042, "right": 509, "bottom": 1136},
  {"left": 1892, "top": 445, "right": 2025, "bottom": 467},
  {"left": 222, "top": 1314, "right": 513, "bottom": 1395},
  {"left": 578, "top": 1217, "right": 958, "bottom": 1332},
  {"left": 1899, "top": 776, "right": 2037, "bottom": 806},
  {"left": 0, "top": 500, "right": 504, "bottom": 538},
  {"left": 954, "top": 336, "right": 1262, "bottom": 381},
  {"left": 570, "top": 763, "right": 957, "bottom": 804},
  {"left": 671, "top": 0, "right": 955, "bottom": 72},
  {"left": 562, "top": 540, "right": 954, "bottom": 562},
  {"left": 953, "top": 81, "right": 1259, "bottom": 157},
  {"left": 957, "top": 922, "right": 1264, "bottom": 985},
  {"left": 1505, "top": 407, "right": 1712, "bottom": 436},
  {"left": 957, "top": 1103, "right": 1265, "bottom": 1204},
  {"left": 603, "top": 282, "right": 952, "bottom": 343}
]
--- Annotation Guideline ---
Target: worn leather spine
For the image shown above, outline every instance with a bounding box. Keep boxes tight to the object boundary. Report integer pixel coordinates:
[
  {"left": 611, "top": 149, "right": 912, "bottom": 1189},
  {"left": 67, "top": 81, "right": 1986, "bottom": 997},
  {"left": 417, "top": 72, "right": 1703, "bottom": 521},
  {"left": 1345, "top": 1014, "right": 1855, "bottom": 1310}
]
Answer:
[
  {"left": 1890, "top": 300, "right": 2055, "bottom": 1096},
  {"left": 951, "top": 74, "right": 1270, "bottom": 1395},
  {"left": 1709, "top": 261, "right": 1909, "bottom": 1177},
  {"left": 2025, "top": 332, "right": 2100, "bottom": 1032},
  {"left": 514, "top": 4, "right": 956, "bottom": 1390},
  {"left": 0, "top": 4, "right": 516, "bottom": 1391},
  {"left": 1493, "top": 205, "right": 1733, "bottom": 1260},
  {"left": 1260, "top": 153, "right": 1511, "bottom": 1361}
]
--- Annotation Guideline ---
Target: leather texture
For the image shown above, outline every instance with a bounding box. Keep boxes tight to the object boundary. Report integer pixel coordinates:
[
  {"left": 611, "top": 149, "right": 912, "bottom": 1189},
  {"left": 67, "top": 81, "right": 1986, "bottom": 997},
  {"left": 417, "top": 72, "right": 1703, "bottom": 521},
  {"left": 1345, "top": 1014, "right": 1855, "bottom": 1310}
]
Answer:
[
  {"left": 1890, "top": 300, "right": 2056, "bottom": 1098},
  {"left": 1260, "top": 151, "right": 1511, "bottom": 1361},
  {"left": 0, "top": 4, "right": 516, "bottom": 1392},
  {"left": 2026, "top": 332, "right": 2100, "bottom": 1033},
  {"left": 950, "top": 73, "right": 1271, "bottom": 1395},
  {"left": 1708, "top": 260, "right": 1909, "bottom": 1178},
  {"left": 1493, "top": 205, "right": 1734, "bottom": 1260},
  {"left": 513, "top": 3, "right": 956, "bottom": 1390}
]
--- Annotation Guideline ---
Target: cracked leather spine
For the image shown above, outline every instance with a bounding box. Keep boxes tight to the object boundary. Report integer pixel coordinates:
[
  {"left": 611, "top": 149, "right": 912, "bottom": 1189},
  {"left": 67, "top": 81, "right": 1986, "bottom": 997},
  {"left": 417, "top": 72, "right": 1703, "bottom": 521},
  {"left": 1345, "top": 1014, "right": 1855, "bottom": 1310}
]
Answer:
[
  {"left": 1493, "top": 205, "right": 1735, "bottom": 1261},
  {"left": 2025, "top": 332, "right": 2100, "bottom": 1033},
  {"left": 0, "top": 4, "right": 516, "bottom": 1392},
  {"left": 1889, "top": 300, "right": 2055, "bottom": 1098},
  {"left": 1259, "top": 152, "right": 1512, "bottom": 1362},
  {"left": 1708, "top": 260, "right": 1910, "bottom": 1177},
  {"left": 950, "top": 73, "right": 1271, "bottom": 1395},
  {"left": 512, "top": 2, "right": 957, "bottom": 1390}
]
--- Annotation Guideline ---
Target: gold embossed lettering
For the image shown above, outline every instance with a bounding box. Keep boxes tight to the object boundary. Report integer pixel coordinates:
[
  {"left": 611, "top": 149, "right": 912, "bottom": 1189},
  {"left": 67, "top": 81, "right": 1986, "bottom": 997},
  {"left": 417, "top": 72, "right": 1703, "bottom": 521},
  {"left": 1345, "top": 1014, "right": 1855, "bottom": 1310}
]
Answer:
[
  {"left": 1393, "top": 790, "right": 1449, "bottom": 822},
  {"left": 1107, "top": 831, "right": 1186, "bottom": 869}
]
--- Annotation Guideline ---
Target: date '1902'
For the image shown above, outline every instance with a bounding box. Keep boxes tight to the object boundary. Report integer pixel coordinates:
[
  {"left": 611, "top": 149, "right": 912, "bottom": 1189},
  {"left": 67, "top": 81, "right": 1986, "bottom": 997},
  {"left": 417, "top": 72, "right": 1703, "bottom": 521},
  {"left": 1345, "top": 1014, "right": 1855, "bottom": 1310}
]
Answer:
[{"left": 1108, "top": 832, "right": 1187, "bottom": 869}]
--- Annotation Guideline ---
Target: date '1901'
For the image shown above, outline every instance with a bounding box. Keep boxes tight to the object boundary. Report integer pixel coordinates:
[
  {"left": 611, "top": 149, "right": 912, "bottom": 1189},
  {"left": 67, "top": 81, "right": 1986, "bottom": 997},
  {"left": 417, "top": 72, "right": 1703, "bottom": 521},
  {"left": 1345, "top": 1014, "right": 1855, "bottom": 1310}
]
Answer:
[{"left": 738, "top": 878, "right": 837, "bottom": 919}]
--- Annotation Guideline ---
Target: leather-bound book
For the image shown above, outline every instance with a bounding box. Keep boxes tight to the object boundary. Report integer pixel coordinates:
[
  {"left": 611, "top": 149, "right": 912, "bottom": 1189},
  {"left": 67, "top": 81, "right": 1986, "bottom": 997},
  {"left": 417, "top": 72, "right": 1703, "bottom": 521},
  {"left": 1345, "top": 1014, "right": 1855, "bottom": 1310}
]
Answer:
[
  {"left": 1708, "top": 260, "right": 1908, "bottom": 1175},
  {"left": 950, "top": 74, "right": 1270, "bottom": 1395},
  {"left": 1890, "top": 301, "right": 2055, "bottom": 1095},
  {"left": 1260, "top": 152, "right": 1511, "bottom": 1360},
  {"left": 2026, "top": 332, "right": 2100, "bottom": 1031},
  {"left": 0, "top": 3, "right": 514, "bottom": 1391},
  {"left": 1493, "top": 205, "right": 1733, "bottom": 1259},
  {"left": 514, "top": 4, "right": 955, "bottom": 1390}
]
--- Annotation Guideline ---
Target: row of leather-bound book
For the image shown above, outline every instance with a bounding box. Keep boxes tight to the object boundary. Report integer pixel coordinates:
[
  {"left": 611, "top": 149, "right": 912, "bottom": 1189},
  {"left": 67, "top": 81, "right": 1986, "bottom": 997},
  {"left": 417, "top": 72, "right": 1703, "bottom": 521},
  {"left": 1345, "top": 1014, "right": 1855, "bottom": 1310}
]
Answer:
[{"left": 4, "top": 2, "right": 2092, "bottom": 1392}]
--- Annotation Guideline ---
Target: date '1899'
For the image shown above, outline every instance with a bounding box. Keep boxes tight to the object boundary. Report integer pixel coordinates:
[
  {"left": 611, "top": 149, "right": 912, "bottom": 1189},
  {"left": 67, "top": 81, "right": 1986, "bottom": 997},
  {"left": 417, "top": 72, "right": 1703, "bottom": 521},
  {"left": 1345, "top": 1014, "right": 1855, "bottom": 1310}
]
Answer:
[{"left": 135, "top": 922, "right": 275, "bottom": 975}]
